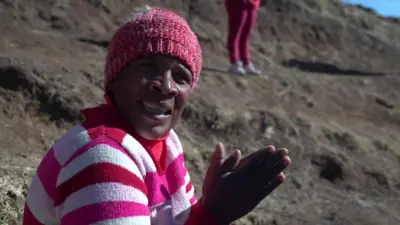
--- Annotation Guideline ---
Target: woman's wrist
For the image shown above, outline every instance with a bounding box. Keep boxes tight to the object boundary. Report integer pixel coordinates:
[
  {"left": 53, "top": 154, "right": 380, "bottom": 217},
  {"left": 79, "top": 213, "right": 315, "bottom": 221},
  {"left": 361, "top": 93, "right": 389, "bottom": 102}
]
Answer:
[{"left": 200, "top": 196, "right": 231, "bottom": 225}]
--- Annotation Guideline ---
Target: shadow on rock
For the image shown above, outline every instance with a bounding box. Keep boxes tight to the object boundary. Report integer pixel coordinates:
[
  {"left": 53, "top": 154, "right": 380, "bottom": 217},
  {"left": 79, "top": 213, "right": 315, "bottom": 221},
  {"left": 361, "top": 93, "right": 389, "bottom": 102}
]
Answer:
[
  {"left": 281, "top": 59, "right": 386, "bottom": 76},
  {"left": 0, "top": 64, "right": 82, "bottom": 124},
  {"left": 311, "top": 154, "right": 345, "bottom": 183},
  {"left": 77, "top": 37, "right": 109, "bottom": 48}
]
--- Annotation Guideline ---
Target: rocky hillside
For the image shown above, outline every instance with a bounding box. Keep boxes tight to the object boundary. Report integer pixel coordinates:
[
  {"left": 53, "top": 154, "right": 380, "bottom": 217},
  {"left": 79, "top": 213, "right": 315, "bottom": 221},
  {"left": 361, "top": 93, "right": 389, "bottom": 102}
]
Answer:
[{"left": 1, "top": 0, "right": 400, "bottom": 224}]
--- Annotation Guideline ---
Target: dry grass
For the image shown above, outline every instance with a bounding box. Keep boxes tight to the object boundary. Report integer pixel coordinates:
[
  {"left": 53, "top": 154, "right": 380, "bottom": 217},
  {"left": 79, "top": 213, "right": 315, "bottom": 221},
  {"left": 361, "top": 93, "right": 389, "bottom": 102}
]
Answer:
[{"left": 0, "top": 166, "right": 35, "bottom": 225}]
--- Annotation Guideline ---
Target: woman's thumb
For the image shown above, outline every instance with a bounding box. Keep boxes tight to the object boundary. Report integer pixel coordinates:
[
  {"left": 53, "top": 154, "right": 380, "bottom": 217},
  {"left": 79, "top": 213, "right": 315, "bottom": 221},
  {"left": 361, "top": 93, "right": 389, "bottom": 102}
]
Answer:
[
  {"left": 212, "top": 143, "right": 225, "bottom": 165},
  {"left": 203, "top": 143, "right": 226, "bottom": 194}
]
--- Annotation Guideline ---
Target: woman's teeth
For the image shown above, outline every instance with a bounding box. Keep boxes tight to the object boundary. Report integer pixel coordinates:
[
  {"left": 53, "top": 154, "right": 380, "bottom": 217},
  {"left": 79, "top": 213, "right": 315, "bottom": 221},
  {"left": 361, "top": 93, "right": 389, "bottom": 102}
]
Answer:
[{"left": 142, "top": 101, "right": 170, "bottom": 115}]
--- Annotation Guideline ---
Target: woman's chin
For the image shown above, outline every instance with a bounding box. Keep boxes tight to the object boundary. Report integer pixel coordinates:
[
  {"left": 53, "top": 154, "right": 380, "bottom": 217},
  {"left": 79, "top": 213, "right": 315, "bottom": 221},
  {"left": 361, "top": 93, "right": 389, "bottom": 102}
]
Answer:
[{"left": 135, "top": 126, "right": 171, "bottom": 140}]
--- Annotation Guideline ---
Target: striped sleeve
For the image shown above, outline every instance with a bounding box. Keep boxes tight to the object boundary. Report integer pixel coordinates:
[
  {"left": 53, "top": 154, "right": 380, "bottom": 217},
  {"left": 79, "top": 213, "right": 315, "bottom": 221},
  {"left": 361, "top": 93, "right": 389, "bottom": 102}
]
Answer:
[{"left": 55, "top": 137, "right": 151, "bottom": 225}]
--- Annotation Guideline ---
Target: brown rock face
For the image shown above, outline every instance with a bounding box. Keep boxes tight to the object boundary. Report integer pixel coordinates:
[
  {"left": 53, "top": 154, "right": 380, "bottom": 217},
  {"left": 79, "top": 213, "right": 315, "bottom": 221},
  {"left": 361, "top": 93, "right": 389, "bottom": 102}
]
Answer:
[{"left": 0, "top": 0, "right": 400, "bottom": 224}]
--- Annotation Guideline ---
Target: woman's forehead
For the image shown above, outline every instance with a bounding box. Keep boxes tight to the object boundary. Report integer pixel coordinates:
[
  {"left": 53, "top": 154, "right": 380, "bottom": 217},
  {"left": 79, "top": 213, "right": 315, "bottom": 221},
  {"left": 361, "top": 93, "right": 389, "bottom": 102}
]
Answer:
[{"left": 129, "top": 55, "right": 191, "bottom": 71}]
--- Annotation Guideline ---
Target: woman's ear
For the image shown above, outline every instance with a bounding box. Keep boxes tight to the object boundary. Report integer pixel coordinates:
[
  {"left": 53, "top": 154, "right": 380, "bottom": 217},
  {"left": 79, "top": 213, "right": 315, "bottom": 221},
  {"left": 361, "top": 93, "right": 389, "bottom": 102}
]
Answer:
[
  {"left": 107, "top": 75, "right": 121, "bottom": 93},
  {"left": 105, "top": 79, "right": 118, "bottom": 102},
  {"left": 107, "top": 68, "right": 126, "bottom": 92},
  {"left": 107, "top": 81, "right": 115, "bottom": 92}
]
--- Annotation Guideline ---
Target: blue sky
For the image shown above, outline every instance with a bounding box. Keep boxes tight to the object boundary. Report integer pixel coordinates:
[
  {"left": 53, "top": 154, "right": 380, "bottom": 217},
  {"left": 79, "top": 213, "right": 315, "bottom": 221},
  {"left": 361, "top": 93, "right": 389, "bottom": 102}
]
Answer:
[{"left": 342, "top": 0, "right": 400, "bottom": 17}]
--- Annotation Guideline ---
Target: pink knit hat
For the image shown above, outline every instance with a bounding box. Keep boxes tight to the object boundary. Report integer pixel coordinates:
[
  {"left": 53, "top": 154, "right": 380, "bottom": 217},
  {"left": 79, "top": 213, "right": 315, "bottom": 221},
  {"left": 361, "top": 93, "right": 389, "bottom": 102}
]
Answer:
[{"left": 104, "top": 6, "right": 202, "bottom": 90}]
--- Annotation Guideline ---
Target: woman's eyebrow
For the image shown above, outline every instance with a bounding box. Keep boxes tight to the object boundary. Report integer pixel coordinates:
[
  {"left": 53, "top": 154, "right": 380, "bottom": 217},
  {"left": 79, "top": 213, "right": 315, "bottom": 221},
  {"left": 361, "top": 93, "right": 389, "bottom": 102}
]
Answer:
[
  {"left": 134, "top": 58, "right": 153, "bottom": 65},
  {"left": 125, "top": 59, "right": 155, "bottom": 71}
]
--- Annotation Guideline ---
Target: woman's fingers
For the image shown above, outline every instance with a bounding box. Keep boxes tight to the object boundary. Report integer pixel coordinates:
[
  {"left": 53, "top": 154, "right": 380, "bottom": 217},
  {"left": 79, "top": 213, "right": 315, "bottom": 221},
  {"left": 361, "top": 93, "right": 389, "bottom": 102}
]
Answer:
[
  {"left": 248, "top": 173, "right": 286, "bottom": 205},
  {"left": 239, "top": 146, "right": 276, "bottom": 167},
  {"left": 243, "top": 148, "right": 290, "bottom": 190},
  {"left": 260, "top": 156, "right": 290, "bottom": 185},
  {"left": 220, "top": 149, "right": 241, "bottom": 175},
  {"left": 261, "top": 148, "right": 290, "bottom": 175},
  {"left": 227, "top": 146, "right": 290, "bottom": 193},
  {"left": 263, "top": 149, "right": 290, "bottom": 177},
  {"left": 246, "top": 148, "right": 284, "bottom": 180},
  {"left": 236, "top": 146, "right": 276, "bottom": 175},
  {"left": 262, "top": 173, "right": 286, "bottom": 196},
  {"left": 278, "top": 148, "right": 289, "bottom": 157},
  {"left": 265, "top": 173, "right": 286, "bottom": 192}
]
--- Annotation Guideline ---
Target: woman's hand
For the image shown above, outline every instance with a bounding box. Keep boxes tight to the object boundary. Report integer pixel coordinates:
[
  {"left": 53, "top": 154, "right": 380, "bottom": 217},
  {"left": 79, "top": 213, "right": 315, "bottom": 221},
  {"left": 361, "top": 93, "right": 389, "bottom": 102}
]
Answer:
[{"left": 201, "top": 143, "right": 291, "bottom": 225}]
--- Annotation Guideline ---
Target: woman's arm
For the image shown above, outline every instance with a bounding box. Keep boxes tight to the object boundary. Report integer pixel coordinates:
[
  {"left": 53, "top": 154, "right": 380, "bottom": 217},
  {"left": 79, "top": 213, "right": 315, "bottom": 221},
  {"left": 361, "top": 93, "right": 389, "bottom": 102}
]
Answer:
[{"left": 55, "top": 137, "right": 151, "bottom": 225}]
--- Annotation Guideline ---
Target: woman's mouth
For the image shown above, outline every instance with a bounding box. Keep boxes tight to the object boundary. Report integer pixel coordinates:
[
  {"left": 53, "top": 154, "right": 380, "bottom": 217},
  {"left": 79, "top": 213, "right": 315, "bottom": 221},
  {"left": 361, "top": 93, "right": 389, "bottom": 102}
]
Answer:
[{"left": 139, "top": 101, "right": 172, "bottom": 117}]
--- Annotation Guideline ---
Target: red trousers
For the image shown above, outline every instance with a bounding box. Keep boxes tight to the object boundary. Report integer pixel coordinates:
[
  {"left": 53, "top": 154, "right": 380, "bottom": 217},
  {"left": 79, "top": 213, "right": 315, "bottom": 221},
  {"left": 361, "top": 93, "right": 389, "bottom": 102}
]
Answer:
[{"left": 225, "top": 0, "right": 260, "bottom": 65}]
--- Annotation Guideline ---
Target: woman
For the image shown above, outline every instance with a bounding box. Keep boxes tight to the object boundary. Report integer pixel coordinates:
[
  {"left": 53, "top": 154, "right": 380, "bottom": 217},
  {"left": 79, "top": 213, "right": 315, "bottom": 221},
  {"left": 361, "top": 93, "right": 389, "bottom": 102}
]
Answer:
[
  {"left": 225, "top": 0, "right": 262, "bottom": 76},
  {"left": 23, "top": 6, "right": 290, "bottom": 225}
]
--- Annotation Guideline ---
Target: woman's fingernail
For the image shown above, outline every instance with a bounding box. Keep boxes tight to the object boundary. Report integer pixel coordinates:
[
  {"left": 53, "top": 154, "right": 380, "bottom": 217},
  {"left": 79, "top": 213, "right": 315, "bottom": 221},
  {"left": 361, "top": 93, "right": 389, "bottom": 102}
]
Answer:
[
  {"left": 284, "top": 157, "right": 291, "bottom": 166},
  {"left": 267, "top": 145, "right": 275, "bottom": 152},
  {"left": 279, "top": 173, "right": 286, "bottom": 181}
]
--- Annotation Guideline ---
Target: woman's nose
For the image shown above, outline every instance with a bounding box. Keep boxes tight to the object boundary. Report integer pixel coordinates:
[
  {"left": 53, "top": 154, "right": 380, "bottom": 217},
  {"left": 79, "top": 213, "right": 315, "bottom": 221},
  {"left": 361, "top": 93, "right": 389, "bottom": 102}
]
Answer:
[{"left": 150, "top": 73, "right": 178, "bottom": 96}]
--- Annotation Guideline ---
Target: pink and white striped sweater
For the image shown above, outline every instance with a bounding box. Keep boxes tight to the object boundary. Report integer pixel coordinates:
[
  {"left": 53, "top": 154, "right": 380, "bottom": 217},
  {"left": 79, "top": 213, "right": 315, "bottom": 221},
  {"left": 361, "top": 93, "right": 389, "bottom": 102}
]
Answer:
[{"left": 23, "top": 97, "right": 218, "bottom": 225}]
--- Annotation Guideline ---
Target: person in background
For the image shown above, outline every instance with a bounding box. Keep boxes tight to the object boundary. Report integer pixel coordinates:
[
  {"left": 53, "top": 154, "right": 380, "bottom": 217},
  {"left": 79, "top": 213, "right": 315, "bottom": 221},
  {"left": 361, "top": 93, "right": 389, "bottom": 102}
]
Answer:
[
  {"left": 225, "top": 0, "right": 262, "bottom": 76},
  {"left": 23, "top": 6, "right": 290, "bottom": 225}
]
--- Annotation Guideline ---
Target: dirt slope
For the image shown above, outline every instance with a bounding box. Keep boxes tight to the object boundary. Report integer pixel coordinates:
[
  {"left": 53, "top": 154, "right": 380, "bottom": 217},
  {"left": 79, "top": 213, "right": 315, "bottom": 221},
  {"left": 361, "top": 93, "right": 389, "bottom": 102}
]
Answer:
[{"left": 1, "top": 0, "right": 400, "bottom": 224}]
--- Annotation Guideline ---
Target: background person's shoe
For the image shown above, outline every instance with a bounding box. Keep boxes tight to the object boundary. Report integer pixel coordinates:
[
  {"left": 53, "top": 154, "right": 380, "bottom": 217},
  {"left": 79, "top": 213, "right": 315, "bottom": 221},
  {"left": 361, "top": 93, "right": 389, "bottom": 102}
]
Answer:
[
  {"left": 244, "top": 61, "right": 262, "bottom": 75},
  {"left": 228, "top": 61, "right": 246, "bottom": 76}
]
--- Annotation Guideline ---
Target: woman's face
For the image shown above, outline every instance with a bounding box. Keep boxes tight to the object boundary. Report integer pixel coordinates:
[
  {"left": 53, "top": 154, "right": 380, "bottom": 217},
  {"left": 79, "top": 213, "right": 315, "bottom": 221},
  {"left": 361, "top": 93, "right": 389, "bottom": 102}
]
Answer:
[{"left": 108, "top": 55, "right": 193, "bottom": 140}]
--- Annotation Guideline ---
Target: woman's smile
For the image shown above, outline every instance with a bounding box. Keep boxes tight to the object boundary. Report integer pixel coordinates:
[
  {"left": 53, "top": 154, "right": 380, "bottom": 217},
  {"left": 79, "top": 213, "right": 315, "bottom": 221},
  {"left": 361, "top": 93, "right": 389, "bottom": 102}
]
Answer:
[{"left": 138, "top": 100, "right": 173, "bottom": 121}]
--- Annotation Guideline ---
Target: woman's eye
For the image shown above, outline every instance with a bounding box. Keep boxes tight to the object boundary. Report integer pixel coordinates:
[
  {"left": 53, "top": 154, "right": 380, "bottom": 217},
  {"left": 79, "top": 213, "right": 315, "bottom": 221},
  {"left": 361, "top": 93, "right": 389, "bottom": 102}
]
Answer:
[{"left": 173, "top": 72, "right": 190, "bottom": 84}]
